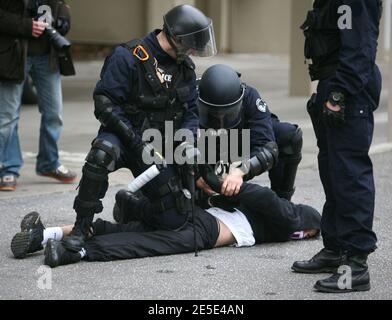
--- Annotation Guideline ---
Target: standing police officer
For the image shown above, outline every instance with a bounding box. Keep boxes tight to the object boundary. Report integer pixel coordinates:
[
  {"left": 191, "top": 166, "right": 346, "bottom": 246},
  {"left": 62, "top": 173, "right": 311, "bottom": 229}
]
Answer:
[
  {"left": 196, "top": 64, "right": 303, "bottom": 202},
  {"left": 61, "top": 4, "right": 217, "bottom": 253},
  {"left": 292, "top": 0, "right": 382, "bottom": 293}
]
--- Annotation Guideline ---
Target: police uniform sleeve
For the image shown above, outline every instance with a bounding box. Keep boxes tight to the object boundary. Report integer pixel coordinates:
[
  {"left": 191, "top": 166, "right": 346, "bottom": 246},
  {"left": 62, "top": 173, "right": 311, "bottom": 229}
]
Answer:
[
  {"left": 244, "top": 87, "right": 276, "bottom": 157},
  {"left": 93, "top": 46, "right": 144, "bottom": 149},
  {"left": 326, "top": 0, "right": 381, "bottom": 97}
]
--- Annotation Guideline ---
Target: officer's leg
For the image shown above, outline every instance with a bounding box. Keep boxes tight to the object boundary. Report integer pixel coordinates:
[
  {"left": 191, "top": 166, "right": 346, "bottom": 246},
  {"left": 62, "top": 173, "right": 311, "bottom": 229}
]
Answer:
[
  {"left": 326, "top": 104, "right": 377, "bottom": 254},
  {"left": 308, "top": 92, "right": 341, "bottom": 252},
  {"left": 63, "top": 136, "right": 121, "bottom": 251},
  {"left": 269, "top": 120, "right": 303, "bottom": 201}
]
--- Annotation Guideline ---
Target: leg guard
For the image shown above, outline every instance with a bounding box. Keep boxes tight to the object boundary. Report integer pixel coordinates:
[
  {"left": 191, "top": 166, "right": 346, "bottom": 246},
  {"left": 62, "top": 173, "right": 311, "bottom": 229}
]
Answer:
[
  {"left": 74, "top": 139, "right": 119, "bottom": 217},
  {"left": 271, "top": 126, "right": 303, "bottom": 200},
  {"left": 65, "top": 139, "right": 119, "bottom": 251}
]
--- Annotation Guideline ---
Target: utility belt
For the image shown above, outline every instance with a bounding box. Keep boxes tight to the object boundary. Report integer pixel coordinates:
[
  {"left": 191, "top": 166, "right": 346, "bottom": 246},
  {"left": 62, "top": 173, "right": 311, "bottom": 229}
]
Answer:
[{"left": 156, "top": 175, "right": 192, "bottom": 217}]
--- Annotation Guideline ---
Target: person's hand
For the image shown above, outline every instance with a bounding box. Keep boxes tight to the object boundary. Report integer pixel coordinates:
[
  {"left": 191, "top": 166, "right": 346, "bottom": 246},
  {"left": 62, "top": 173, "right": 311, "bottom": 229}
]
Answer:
[
  {"left": 221, "top": 168, "right": 244, "bottom": 197},
  {"left": 32, "top": 20, "right": 49, "bottom": 38},
  {"left": 323, "top": 92, "right": 346, "bottom": 127},
  {"left": 196, "top": 177, "right": 217, "bottom": 196}
]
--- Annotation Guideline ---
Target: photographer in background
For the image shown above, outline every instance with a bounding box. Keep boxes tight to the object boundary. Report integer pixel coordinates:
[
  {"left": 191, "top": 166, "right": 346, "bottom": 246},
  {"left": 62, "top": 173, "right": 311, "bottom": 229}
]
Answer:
[{"left": 0, "top": 0, "right": 76, "bottom": 191}]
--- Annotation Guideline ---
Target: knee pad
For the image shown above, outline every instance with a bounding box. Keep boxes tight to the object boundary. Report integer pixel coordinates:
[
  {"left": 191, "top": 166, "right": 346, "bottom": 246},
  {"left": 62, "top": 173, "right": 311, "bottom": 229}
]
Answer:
[
  {"left": 85, "top": 139, "right": 120, "bottom": 171},
  {"left": 279, "top": 126, "right": 303, "bottom": 163}
]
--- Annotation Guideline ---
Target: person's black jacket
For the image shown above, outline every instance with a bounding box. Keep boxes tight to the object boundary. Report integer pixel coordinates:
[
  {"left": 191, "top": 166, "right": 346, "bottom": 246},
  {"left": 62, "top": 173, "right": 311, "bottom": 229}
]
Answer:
[{"left": 0, "top": 0, "right": 71, "bottom": 83}]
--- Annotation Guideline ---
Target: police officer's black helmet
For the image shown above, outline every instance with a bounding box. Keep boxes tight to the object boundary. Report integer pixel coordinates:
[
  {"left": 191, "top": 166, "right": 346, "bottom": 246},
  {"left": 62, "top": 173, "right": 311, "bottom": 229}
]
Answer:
[
  {"left": 198, "top": 64, "right": 245, "bottom": 129},
  {"left": 163, "top": 5, "right": 217, "bottom": 58}
]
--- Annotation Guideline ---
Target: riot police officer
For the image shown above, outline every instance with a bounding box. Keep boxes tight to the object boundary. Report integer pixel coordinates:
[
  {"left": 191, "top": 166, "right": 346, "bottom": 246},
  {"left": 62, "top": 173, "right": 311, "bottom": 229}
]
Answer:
[
  {"left": 292, "top": 0, "right": 382, "bottom": 293},
  {"left": 113, "top": 64, "right": 303, "bottom": 224},
  {"left": 196, "top": 64, "right": 303, "bottom": 202},
  {"left": 61, "top": 4, "right": 217, "bottom": 253}
]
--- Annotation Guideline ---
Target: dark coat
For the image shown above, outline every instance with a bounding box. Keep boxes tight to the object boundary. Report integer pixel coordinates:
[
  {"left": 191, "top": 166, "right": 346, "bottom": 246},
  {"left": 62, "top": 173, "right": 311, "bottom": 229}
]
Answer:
[{"left": 0, "top": 0, "right": 71, "bottom": 83}]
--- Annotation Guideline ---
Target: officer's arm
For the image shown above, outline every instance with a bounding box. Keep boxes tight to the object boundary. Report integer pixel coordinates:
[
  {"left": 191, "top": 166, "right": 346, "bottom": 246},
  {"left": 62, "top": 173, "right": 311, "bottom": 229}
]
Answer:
[
  {"left": 241, "top": 88, "right": 278, "bottom": 181},
  {"left": 93, "top": 47, "right": 144, "bottom": 150},
  {"left": 327, "top": 0, "right": 381, "bottom": 96},
  {"left": 245, "top": 87, "right": 276, "bottom": 157},
  {"left": 0, "top": 8, "right": 33, "bottom": 37}
]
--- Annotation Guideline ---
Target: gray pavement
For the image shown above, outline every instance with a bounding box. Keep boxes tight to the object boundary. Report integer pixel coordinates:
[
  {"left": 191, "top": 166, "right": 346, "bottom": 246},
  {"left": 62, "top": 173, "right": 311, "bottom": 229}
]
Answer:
[{"left": 0, "top": 54, "right": 391, "bottom": 300}]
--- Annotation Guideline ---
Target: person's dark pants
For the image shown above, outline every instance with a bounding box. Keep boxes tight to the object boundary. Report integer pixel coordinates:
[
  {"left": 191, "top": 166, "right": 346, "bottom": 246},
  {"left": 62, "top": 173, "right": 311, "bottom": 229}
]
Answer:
[
  {"left": 307, "top": 79, "right": 378, "bottom": 255},
  {"left": 75, "top": 131, "right": 188, "bottom": 231},
  {"left": 84, "top": 208, "right": 219, "bottom": 262}
]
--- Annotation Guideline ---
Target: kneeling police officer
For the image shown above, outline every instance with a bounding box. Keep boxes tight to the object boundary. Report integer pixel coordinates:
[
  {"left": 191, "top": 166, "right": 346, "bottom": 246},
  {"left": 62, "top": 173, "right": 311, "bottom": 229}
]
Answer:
[
  {"left": 62, "top": 4, "right": 217, "bottom": 252},
  {"left": 113, "top": 64, "right": 303, "bottom": 224},
  {"left": 196, "top": 64, "right": 303, "bottom": 202}
]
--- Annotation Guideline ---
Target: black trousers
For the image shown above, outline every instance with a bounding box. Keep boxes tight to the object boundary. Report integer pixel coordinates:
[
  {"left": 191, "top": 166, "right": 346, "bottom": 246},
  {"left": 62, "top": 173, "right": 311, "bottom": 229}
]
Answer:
[
  {"left": 84, "top": 208, "right": 219, "bottom": 262},
  {"left": 308, "top": 79, "right": 378, "bottom": 254},
  {"left": 83, "top": 183, "right": 319, "bottom": 262}
]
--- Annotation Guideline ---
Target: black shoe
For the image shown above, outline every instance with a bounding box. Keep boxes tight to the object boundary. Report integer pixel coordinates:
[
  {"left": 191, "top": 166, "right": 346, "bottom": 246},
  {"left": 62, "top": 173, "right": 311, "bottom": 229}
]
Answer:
[
  {"left": 11, "top": 212, "right": 45, "bottom": 259},
  {"left": 62, "top": 215, "right": 94, "bottom": 252},
  {"left": 314, "top": 254, "right": 370, "bottom": 293},
  {"left": 292, "top": 248, "right": 345, "bottom": 274},
  {"left": 113, "top": 189, "right": 142, "bottom": 224},
  {"left": 44, "top": 239, "right": 81, "bottom": 268},
  {"left": 62, "top": 226, "right": 86, "bottom": 252}
]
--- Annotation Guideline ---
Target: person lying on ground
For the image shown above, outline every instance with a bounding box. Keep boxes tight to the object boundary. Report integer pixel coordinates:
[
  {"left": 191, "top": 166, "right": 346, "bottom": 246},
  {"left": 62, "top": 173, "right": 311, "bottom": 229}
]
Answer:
[{"left": 10, "top": 182, "right": 321, "bottom": 268}]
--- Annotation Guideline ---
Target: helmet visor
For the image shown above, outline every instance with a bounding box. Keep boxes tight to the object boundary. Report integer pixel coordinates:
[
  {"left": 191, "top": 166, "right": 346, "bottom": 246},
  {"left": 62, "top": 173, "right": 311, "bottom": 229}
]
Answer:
[
  {"left": 198, "top": 86, "right": 245, "bottom": 129},
  {"left": 175, "top": 20, "right": 217, "bottom": 57}
]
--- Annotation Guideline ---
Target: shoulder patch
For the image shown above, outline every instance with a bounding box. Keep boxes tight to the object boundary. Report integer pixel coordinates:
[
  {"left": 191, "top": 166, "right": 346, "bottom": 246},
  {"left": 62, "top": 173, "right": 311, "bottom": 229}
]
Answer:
[{"left": 256, "top": 98, "right": 268, "bottom": 113}]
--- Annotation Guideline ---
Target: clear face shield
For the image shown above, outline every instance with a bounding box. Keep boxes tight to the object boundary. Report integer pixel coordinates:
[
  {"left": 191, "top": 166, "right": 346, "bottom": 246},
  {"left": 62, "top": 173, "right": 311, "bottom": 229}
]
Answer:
[
  {"left": 198, "top": 84, "right": 245, "bottom": 129},
  {"left": 174, "top": 20, "right": 217, "bottom": 58}
]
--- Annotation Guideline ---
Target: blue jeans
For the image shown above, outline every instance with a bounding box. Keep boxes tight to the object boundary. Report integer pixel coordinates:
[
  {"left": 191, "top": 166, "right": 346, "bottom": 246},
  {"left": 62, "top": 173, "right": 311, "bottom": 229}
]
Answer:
[{"left": 0, "top": 55, "right": 63, "bottom": 177}]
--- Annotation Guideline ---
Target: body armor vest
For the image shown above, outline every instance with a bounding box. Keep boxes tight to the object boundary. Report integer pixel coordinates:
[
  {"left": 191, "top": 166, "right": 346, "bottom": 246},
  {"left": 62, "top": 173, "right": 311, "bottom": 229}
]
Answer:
[{"left": 121, "top": 39, "right": 195, "bottom": 136}]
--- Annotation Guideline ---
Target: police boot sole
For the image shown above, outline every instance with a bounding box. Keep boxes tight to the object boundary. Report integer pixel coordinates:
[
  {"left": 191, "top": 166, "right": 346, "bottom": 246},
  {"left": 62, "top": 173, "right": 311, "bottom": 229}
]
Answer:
[
  {"left": 11, "top": 231, "right": 36, "bottom": 259},
  {"left": 291, "top": 266, "right": 337, "bottom": 274},
  {"left": 20, "top": 211, "right": 41, "bottom": 231},
  {"left": 314, "top": 282, "right": 370, "bottom": 293}
]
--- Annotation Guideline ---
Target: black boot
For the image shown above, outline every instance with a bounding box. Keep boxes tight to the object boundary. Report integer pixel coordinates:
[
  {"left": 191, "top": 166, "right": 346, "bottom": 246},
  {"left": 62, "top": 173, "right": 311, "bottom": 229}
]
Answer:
[
  {"left": 44, "top": 239, "right": 81, "bottom": 268},
  {"left": 314, "top": 254, "right": 370, "bottom": 293},
  {"left": 11, "top": 211, "right": 45, "bottom": 259},
  {"left": 292, "top": 248, "right": 345, "bottom": 273},
  {"left": 113, "top": 189, "right": 144, "bottom": 224},
  {"left": 62, "top": 213, "right": 94, "bottom": 252}
]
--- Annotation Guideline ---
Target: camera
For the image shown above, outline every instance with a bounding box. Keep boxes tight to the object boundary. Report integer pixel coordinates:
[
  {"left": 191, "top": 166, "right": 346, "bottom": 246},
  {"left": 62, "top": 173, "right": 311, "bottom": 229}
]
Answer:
[{"left": 44, "top": 26, "right": 71, "bottom": 52}]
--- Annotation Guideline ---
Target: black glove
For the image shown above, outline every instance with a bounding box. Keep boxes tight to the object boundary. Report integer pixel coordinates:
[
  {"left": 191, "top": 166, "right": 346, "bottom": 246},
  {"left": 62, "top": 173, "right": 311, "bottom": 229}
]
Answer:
[{"left": 323, "top": 92, "right": 346, "bottom": 127}]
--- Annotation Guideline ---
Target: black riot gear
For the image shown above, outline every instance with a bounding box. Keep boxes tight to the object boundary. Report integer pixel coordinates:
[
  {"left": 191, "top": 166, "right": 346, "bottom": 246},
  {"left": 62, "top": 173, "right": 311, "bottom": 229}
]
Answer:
[
  {"left": 163, "top": 4, "right": 217, "bottom": 61},
  {"left": 198, "top": 64, "right": 245, "bottom": 129}
]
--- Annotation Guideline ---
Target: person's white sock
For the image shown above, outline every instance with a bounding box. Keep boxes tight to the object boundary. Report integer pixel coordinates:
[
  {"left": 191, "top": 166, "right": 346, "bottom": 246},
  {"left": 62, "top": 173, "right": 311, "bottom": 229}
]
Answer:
[
  {"left": 42, "top": 227, "right": 63, "bottom": 245},
  {"left": 79, "top": 248, "right": 87, "bottom": 259}
]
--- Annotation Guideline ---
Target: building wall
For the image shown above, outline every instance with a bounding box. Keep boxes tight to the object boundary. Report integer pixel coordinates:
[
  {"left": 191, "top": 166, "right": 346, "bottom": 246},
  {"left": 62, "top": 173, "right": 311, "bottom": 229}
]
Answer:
[
  {"left": 66, "top": 0, "right": 146, "bottom": 44},
  {"left": 229, "top": 0, "right": 292, "bottom": 54}
]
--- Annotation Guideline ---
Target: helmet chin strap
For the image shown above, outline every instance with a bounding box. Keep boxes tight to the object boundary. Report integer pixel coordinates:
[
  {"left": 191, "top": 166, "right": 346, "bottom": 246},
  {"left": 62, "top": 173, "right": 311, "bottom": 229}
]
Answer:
[{"left": 163, "top": 27, "right": 187, "bottom": 64}]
